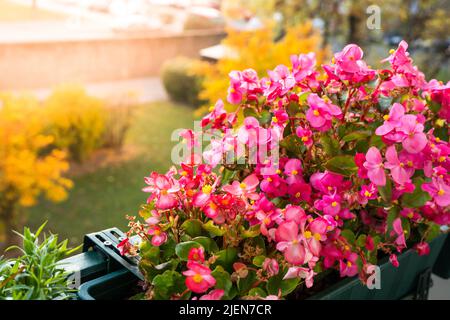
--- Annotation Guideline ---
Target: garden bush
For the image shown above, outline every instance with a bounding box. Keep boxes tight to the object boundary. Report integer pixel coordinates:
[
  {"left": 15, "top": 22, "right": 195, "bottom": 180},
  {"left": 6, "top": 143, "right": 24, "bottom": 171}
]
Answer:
[
  {"left": 0, "top": 93, "right": 72, "bottom": 249},
  {"left": 161, "top": 57, "right": 206, "bottom": 108},
  {"left": 43, "top": 84, "right": 106, "bottom": 163}
]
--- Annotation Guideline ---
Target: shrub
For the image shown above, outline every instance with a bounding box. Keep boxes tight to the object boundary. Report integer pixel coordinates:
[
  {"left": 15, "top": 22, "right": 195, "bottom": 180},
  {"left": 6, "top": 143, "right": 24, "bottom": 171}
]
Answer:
[
  {"left": 43, "top": 84, "right": 106, "bottom": 163},
  {"left": 195, "top": 22, "right": 330, "bottom": 113},
  {"left": 0, "top": 222, "right": 80, "bottom": 300},
  {"left": 102, "top": 92, "right": 137, "bottom": 151},
  {"left": 121, "top": 41, "right": 449, "bottom": 300},
  {"left": 161, "top": 57, "right": 206, "bottom": 108},
  {"left": 0, "top": 93, "right": 72, "bottom": 248}
]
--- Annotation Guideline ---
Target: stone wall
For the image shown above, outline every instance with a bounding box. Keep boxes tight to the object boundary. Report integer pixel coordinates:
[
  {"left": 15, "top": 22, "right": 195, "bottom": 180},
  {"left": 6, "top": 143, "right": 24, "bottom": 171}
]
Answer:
[{"left": 0, "top": 29, "right": 225, "bottom": 90}]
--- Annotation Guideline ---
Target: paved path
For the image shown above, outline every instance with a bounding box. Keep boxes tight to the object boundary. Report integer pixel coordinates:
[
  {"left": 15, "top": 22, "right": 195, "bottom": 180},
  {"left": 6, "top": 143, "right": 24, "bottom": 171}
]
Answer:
[{"left": 12, "top": 76, "right": 167, "bottom": 103}]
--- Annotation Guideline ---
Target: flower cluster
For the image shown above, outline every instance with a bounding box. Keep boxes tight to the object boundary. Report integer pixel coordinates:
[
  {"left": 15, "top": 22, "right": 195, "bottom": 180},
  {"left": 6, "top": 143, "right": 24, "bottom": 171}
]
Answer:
[{"left": 123, "top": 41, "right": 449, "bottom": 300}]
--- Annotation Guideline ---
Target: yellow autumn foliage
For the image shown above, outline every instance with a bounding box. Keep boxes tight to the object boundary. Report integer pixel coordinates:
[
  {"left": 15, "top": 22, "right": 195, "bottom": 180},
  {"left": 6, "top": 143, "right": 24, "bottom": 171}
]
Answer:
[
  {"left": 43, "top": 84, "right": 106, "bottom": 162},
  {"left": 0, "top": 93, "right": 72, "bottom": 240},
  {"left": 194, "top": 22, "right": 330, "bottom": 114}
]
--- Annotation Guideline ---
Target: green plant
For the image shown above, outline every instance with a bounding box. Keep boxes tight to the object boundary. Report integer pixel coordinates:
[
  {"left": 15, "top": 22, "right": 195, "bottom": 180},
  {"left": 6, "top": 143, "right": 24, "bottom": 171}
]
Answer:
[
  {"left": 0, "top": 222, "right": 81, "bottom": 300},
  {"left": 161, "top": 57, "right": 206, "bottom": 108}
]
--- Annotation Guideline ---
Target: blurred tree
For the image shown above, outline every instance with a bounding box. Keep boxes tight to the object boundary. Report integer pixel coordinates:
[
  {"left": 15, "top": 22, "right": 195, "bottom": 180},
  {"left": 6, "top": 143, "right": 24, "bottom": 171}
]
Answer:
[{"left": 0, "top": 94, "right": 72, "bottom": 251}]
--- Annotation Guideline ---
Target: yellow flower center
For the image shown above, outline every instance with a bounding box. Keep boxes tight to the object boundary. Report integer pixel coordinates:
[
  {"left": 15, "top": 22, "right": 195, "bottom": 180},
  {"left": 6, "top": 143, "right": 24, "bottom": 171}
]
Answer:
[
  {"left": 435, "top": 137, "right": 441, "bottom": 142},
  {"left": 263, "top": 217, "right": 271, "bottom": 225},
  {"left": 407, "top": 212, "right": 414, "bottom": 219},
  {"left": 435, "top": 119, "right": 445, "bottom": 127},
  {"left": 389, "top": 49, "right": 395, "bottom": 54},
  {"left": 331, "top": 201, "right": 338, "bottom": 207},
  {"left": 399, "top": 162, "right": 404, "bottom": 167},
  {"left": 267, "top": 177, "right": 273, "bottom": 182},
  {"left": 295, "top": 192, "right": 301, "bottom": 198},
  {"left": 276, "top": 169, "right": 282, "bottom": 174},
  {"left": 193, "top": 274, "right": 203, "bottom": 283},
  {"left": 304, "top": 231, "right": 312, "bottom": 239},
  {"left": 331, "top": 57, "right": 336, "bottom": 64},
  {"left": 161, "top": 190, "right": 168, "bottom": 195},
  {"left": 240, "top": 183, "right": 247, "bottom": 189},
  {"left": 291, "top": 170, "right": 298, "bottom": 176},
  {"left": 181, "top": 171, "right": 188, "bottom": 176},
  {"left": 347, "top": 261, "right": 352, "bottom": 267},
  {"left": 383, "top": 115, "right": 390, "bottom": 121},
  {"left": 154, "top": 229, "right": 161, "bottom": 236},
  {"left": 407, "top": 161, "right": 413, "bottom": 167},
  {"left": 202, "top": 185, "right": 212, "bottom": 194},
  {"left": 272, "top": 117, "right": 278, "bottom": 123},
  {"left": 344, "top": 245, "right": 350, "bottom": 251},
  {"left": 301, "top": 136, "right": 309, "bottom": 142},
  {"left": 208, "top": 106, "right": 215, "bottom": 112},
  {"left": 438, "top": 156, "right": 446, "bottom": 163},
  {"left": 230, "top": 88, "right": 235, "bottom": 93},
  {"left": 313, "top": 110, "right": 320, "bottom": 116},
  {"left": 438, "top": 189, "right": 445, "bottom": 196},
  {"left": 313, "top": 233, "right": 322, "bottom": 241},
  {"left": 209, "top": 201, "right": 218, "bottom": 210},
  {"left": 364, "top": 191, "right": 371, "bottom": 197}
]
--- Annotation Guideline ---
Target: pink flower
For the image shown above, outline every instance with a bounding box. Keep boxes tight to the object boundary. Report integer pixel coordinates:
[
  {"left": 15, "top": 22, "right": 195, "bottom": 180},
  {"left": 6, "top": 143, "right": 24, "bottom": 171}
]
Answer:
[
  {"left": 398, "top": 115, "right": 428, "bottom": 154},
  {"left": 296, "top": 126, "right": 313, "bottom": 147},
  {"left": 283, "top": 266, "right": 316, "bottom": 288},
  {"left": 227, "top": 71, "right": 244, "bottom": 104},
  {"left": 391, "top": 218, "right": 406, "bottom": 251},
  {"left": 414, "top": 242, "right": 430, "bottom": 256},
  {"left": 198, "top": 289, "right": 224, "bottom": 300},
  {"left": 288, "top": 181, "right": 312, "bottom": 204},
  {"left": 188, "top": 247, "right": 205, "bottom": 263},
  {"left": 222, "top": 174, "right": 259, "bottom": 200},
  {"left": 384, "top": 145, "right": 413, "bottom": 185},
  {"left": 290, "top": 52, "right": 317, "bottom": 82},
  {"left": 422, "top": 177, "right": 450, "bottom": 207},
  {"left": 305, "top": 94, "right": 342, "bottom": 131},
  {"left": 314, "top": 194, "right": 342, "bottom": 216},
  {"left": 262, "top": 258, "right": 279, "bottom": 277},
  {"left": 363, "top": 147, "right": 386, "bottom": 186},
  {"left": 117, "top": 238, "right": 131, "bottom": 255},
  {"left": 275, "top": 221, "right": 309, "bottom": 265},
  {"left": 143, "top": 172, "right": 180, "bottom": 210},
  {"left": 355, "top": 153, "right": 368, "bottom": 179},
  {"left": 182, "top": 261, "right": 216, "bottom": 294},
  {"left": 284, "top": 158, "right": 303, "bottom": 184},
  {"left": 389, "top": 254, "right": 399, "bottom": 267},
  {"left": 332, "top": 44, "right": 375, "bottom": 83},
  {"left": 375, "top": 103, "right": 405, "bottom": 136},
  {"left": 339, "top": 251, "right": 359, "bottom": 277},
  {"left": 359, "top": 183, "right": 378, "bottom": 205},
  {"left": 148, "top": 226, "right": 168, "bottom": 246}
]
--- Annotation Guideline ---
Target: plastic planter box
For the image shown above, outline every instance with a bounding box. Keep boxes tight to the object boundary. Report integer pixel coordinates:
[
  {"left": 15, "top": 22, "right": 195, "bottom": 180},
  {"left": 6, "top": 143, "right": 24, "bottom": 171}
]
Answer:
[
  {"left": 310, "top": 233, "right": 448, "bottom": 300},
  {"left": 432, "top": 233, "right": 450, "bottom": 279},
  {"left": 77, "top": 233, "right": 449, "bottom": 300}
]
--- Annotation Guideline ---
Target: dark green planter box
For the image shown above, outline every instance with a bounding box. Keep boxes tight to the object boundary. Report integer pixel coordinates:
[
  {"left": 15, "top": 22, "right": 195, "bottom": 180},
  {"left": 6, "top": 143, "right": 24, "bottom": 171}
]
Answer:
[
  {"left": 433, "top": 233, "right": 450, "bottom": 279},
  {"left": 77, "top": 233, "right": 449, "bottom": 300}
]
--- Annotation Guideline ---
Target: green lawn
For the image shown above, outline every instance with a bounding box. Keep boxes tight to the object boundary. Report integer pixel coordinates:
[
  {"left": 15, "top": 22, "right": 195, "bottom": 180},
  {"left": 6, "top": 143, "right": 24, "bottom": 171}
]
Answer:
[
  {"left": 27, "top": 101, "right": 196, "bottom": 246},
  {"left": 0, "top": 0, "right": 64, "bottom": 21}
]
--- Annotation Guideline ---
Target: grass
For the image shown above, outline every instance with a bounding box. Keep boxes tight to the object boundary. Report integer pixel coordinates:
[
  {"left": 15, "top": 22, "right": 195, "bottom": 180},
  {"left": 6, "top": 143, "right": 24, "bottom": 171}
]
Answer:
[
  {"left": 0, "top": 0, "right": 64, "bottom": 21},
  {"left": 27, "top": 101, "right": 196, "bottom": 246}
]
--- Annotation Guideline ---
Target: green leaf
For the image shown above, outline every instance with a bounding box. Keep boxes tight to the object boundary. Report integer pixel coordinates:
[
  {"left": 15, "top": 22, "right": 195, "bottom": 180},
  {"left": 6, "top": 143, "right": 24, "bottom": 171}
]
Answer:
[
  {"left": 192, "top": 236, "right": 219, "bottom": 252},
  {"left": 211, "top": 266, "right": 232, "bottom": 297},
  {"left": 248, "top": 287, "right": 267, "bottom": 298},
  {"left": 356, "top": 234, "right": 367, "bottom": 248},
  {"left": 369, "top": 134, "right": 385, "bottom": 149},
  {"left": 401, "top": 177, "right": 431, "bottom": 208},
  {"left": 252, "top": 255, "right": 266, "bottom": 267},
  {"left": 214, "top": 248, "right": 238, "bottom": 272},
  {"left": 152, "top": 270, "right": 186, "bottom": 300},
  {"left": 180, "top": 219, "right": 203, "bottom": 237},
  {"left": 325, "top": 155, "right": 357, "bottom": 176},
  {"left": 160, "top": 238, "right": 176, "bottom": 260},
  {"left": 342, "top": 131, "right": 372, "bottom": 142},
  {"left": 280, "top": 134, "right": 305, "bottom": 155},
  {"left": 266, "top": 271, "right": 300, "bottom": 296},
  {"left": 202, "top": 220, "right": 226, "bottom": 237},
  {"left": 320, "top": 134, "right": 340, "bottom": 156},
  {"left": 140, "top": 241, "right": 160, "bottom": 264},
  {"left": 240, "top": 225, "right": 261, "bottom": 238},
  {"left": 341, "top": 230, "right": 356, "bottom": 244},
  {"left": 221, "top": 168, "right": 237, "bottom": 185},
  {"left": 378, "top": 179, "right": 392, "bottom": 203},
  {"left": 424, "top": 223, "right": 441, "bottom": 242},
  {"left": 174, "top": 241, "right": 202, "bottom": 261},
  {"left": 237, "top": 270, "right": 256, "bottom": 295}
]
